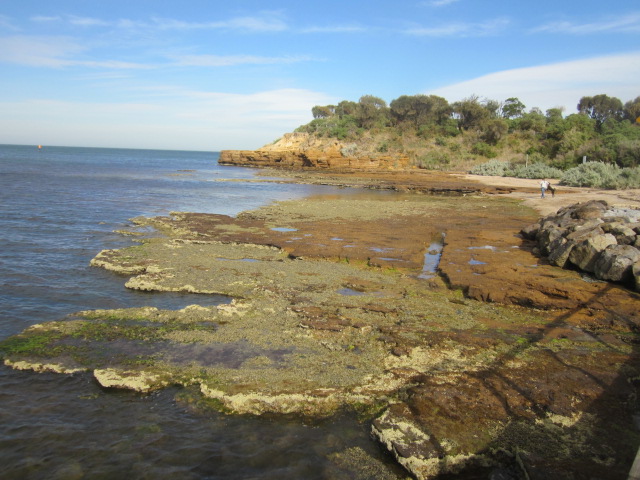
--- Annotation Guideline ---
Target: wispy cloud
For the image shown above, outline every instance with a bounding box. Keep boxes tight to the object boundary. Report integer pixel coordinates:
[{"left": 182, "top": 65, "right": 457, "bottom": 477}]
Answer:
[
  {"left": 0, "top": 14, "right": 20, "bottom": 31},
  {"left": 30, "top": 15, "right": 62, "bottom": 23},
  {"left": 30, "top": 13, "right": 289, "bottom": 33},
  {"left": 170, "top": 53, "right": 313, "bottom": 67},
  {"left": 0, "top": 35, "right": 151, "bottom": 69},
  {"left": 426, "top": 52, "right": 640, "bottom": 111},
  {"left": 406, "top": 17, "right": 510, "bottom": 37},
  {"left": 532, "top": 12, "right": 640, "bottom": 34},
  {"left": 420, "top": 0, "right": 460, "bottom": 7},
  {"left": 299, "top": 24, "right": 367, "bottom": 34}
]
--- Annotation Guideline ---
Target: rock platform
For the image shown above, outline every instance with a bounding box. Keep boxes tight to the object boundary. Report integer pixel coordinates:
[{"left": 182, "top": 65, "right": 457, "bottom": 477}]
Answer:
[{"left": 2, "top": 172, "right": 639, "bottom": 479}]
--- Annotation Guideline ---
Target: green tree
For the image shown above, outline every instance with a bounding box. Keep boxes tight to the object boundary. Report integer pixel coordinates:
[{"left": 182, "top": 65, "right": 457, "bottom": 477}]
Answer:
[
  {"left": 545, "top": 107, "right": 564, "bottom": 122},
  {"left": 623, "top": 96, "right": 640, "bottom": 123},
  {"left": 577, "top": 94, "right": 623, "bottom": 128},
  {"left": 483, "top": 99, "right": 501, "bottom": 118},
  {"left": 356, "top": 95, "right": 389, "bottom": 129},
  {"left": 481, "top": 118, "right": 509, "bottom": 144},
  {"left": 335, "top": 100, "right": 358, "bottom": 117},
  {"left": 515, "top": 109, "right": 546, "bottom": 134},
  {"left": 453, "top": 95, "right": 490, "bottom": 131},
  {"left": 390, "top": 94, "right": 451, "bottom": 127},
  {"left": 501, "top": 97, "right": 526, "bottom": 119},
  {"left": 311, "top": 105, "right": 335, "bottom": 119}
]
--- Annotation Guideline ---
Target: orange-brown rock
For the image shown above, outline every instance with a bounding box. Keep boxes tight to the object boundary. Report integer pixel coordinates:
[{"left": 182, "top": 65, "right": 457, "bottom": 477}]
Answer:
[{"left": 219, "top": 149, "right": 409, "bottom": 170}]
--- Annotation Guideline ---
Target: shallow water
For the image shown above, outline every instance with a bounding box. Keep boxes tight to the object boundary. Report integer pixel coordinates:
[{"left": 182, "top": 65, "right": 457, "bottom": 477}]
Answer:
[{"left": 0, "top": 145, "right": 403, "bottom": 479}]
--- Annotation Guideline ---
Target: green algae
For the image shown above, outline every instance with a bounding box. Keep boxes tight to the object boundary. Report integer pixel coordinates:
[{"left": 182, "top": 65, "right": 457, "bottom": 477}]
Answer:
[{"left": 3, "top": 189, "right": 639, "bottom": 479}]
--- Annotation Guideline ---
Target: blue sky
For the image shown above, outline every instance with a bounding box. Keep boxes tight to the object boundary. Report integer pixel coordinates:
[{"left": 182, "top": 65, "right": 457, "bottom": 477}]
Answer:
[{"left": 0, "top": 0, "right": 639, "bottom": 151}]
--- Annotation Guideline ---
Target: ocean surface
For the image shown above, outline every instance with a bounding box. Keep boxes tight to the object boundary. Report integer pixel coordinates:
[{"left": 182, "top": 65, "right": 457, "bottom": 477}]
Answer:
[{"left": 0, "top": 145, "right": 404, "bottom": 479}]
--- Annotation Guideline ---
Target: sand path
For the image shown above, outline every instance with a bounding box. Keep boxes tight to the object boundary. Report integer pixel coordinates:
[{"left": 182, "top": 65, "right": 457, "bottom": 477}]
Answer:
[{"left": 460, "top": 174, "right": 640, "bottom": 217}]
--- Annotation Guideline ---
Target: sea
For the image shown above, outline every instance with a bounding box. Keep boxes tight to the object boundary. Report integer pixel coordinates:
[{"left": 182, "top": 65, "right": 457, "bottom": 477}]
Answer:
[{"left": 0, "top": 145, "right": 405, "bottom": 479}]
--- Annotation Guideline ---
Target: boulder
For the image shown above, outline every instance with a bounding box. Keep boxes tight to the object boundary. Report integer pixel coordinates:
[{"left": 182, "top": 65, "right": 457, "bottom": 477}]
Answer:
[
  {"left": 537, "top": 225, "right": 564, "bottom": 256},
  {"left": 594, "top": 245, "right": 640, "bottom": 282},
  {"left": 602, "top": 222, "right": 637, "bottom": 245},
  {"left": 634, "top": 262, "right": 640, "bottom": 292},
  {"left": 568, "top": 233, "right": 617, "bottom": 273},
  {"left": 520, "top": 223, "right": 539, "bottom": 240},
  {"left": 547, "top": 237, "right": 574, "bottom": 268},
  {"left": 571, "top": 200, "right": 609, "bottom": 220}
]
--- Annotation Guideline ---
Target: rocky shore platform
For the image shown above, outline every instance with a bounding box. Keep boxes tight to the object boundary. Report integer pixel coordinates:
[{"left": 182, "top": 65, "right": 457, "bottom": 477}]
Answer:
[{"left": 2, "top": 169, "right": 640, "bottom": 479}]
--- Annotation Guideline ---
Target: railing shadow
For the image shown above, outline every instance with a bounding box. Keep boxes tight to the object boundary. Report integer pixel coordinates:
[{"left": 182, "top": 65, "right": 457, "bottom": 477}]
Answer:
[{"left": 428, "top": 282, "right": 640, "bottom": 478}]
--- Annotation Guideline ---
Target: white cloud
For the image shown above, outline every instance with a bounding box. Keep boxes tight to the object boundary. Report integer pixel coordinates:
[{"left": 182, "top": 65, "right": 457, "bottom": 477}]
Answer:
[
  {"left": 420, "top": 0, "right": 460, "bottom": 7},
  {"left": 299, "top": 24, "right": 366, "bottom": 34},
  {"left": 170, "top": 53, "right": 312, "bottom": 67},
  {"left": 532, "top": 12, "right": 640, "bottom": 34},
  {"left": 426, "top": 52, "right": 640, "bottom": 112},
  {"left": 0, "top": 14, "right": 20, "bottom": 30},
  {"left": 0, "top": 35, "right": 152, "bottom": 68},
  {"left": 0, "top": 88, "right": 335, "bottom": 150},
  {"left": 30, "top": 15, "right": 62, "bottom": 23},
  {"left": 67, "top": 15, "right": 111, "bottom": 27},
  {"left": 29, "top": 13, "right": 288, "bottom": 33},
  {"left": 0, "top": 35, "right": 86, "bottom": 67},
  {"left": 406, "top": 17, "right": 510, "bottom": 37}
]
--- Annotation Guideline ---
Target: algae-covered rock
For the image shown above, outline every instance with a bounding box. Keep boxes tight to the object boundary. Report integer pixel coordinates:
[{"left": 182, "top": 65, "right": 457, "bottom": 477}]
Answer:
[{"left": 3, "top": 191, "right": 640, "bottom": 480}]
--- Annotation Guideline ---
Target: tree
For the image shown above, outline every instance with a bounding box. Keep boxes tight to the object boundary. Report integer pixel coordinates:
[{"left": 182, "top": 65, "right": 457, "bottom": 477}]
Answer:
[
  {"left": 311, "top": 105, "right": 334, "bottom": 119},
  {"left": 390, "top": 94, "right": 451, "bottom": 127},
  {"left": 501, "top": 97, "right": 526, "bottom": 119},
  {"left": 356, "top": 95, "right": 389, "bottom": 129},
  {"left": 481, "top": 118, "right": 509, "bottom": 144},
  {"left": 335, "top": 100, "right": 358, "bottom": 117},
  {"left": 545, "top": 107, "right": 564, "bottom": 122},
  {"left": 452, "top": 95, "right": 490, "bottom": 131},
  {"left": 577, "top": 94, "right": 623, "bottom": 128},
  {"left": 623, "top": 96, "right": 640, "bottom": 123},
  {"left": 483, "top": 98, "right": 501, "bottom": 118}
]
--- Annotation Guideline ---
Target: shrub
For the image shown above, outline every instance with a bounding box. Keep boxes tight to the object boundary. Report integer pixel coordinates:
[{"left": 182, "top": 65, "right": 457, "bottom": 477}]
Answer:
[
  {"left": 560, "top": 162, "right": 622, "bottom": 188},
  {"left": 415, "top": 152, "right": 451, "bottom": 170},
  {"left": 470, "top": 159, "right": 510, "bottom": 176},
  {"left": 340, "top": 143, "right": 358, "bottom": 157},
  {"left": 471, "top": 142, "right": 497, "bottom": 158},
  {"left": 618, "top": 167, "right": 640, "bottom": 188},
  {"left": 506, "top": 163, "right": 564, "bottom": 179}
]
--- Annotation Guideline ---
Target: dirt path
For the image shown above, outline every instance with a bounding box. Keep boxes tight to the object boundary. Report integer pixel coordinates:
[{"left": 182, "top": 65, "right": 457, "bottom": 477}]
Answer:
[{"left": 459, "top": 174, "right": 640, "bottom": 216}]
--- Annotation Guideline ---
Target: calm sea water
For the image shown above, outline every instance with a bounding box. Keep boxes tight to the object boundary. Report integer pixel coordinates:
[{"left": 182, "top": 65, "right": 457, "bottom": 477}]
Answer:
[{"left": 0, "top": 145, "right": 403, "bottom": 479}]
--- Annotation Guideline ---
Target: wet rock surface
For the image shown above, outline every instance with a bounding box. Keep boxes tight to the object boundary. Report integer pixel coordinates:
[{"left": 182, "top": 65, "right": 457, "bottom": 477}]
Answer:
[{"left": 2, "top": 173, "right": 640, "bottom": 479}]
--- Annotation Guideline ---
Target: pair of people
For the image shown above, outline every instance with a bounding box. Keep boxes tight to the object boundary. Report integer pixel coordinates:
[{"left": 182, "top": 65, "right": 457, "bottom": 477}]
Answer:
[{"left": 540, "top": 179, "right": 555, "bottom": 198}]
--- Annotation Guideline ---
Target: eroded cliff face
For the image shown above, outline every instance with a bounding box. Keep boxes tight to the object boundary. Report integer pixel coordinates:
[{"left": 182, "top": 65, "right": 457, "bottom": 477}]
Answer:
[{"left": 219, "top": 132, "right": 409, "bottom": 170}]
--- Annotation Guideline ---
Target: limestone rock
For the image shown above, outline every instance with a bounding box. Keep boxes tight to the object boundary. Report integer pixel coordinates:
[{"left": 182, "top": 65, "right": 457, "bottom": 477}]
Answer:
[
  {"left": 602, "top": 222, "right": 637, "bottom": 245},
  {"left": 547, "top": 237, "right": 573, "bottom": 268},
  {"left": 218, "top": 142, "right": 409, "bottom": 170},
  {"left": 594, "top": 244, "right": 640, "bottom": 282},
  {"left": 571, "top": 200, "right": 609, "bottom": 220},
  {"left": 634, "top": 261, "right": 640, "bottom": 292},
  {"left": 528, "top": 201, "right": 640, "bottom": 290},
  {"left": 520, "top": 223, "right": 539, "bottom": 240},
  {"left": 568, "top": 233, "right": 617, "bottom": 273}
]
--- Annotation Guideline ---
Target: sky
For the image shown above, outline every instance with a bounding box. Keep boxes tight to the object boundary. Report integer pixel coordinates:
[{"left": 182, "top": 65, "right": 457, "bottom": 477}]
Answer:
[{"left": 0, "top": 0, "right": 639, "bottom": 151}]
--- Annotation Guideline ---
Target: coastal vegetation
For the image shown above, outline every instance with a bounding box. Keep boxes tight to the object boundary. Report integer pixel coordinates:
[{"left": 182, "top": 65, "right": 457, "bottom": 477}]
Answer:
[{"left": 296, "top": 93, "right": 640, "bottom": 184}]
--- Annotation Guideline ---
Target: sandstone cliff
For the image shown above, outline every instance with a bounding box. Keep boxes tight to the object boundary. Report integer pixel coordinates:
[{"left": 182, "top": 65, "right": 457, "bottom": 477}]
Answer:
[{"left": 219, "top": 132, "right": 409, "bottom": 170}]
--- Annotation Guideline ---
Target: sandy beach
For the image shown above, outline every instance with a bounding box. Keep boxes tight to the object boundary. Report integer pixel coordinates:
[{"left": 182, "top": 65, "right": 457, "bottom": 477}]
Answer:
[{"left": 460, "top": 173, "right": 640, "bottom": 216}]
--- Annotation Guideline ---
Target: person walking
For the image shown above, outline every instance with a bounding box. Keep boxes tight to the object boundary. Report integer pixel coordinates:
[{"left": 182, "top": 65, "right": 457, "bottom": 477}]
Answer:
[{"left": 540, "top": 179, "right": 549, "bottom": 198}]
